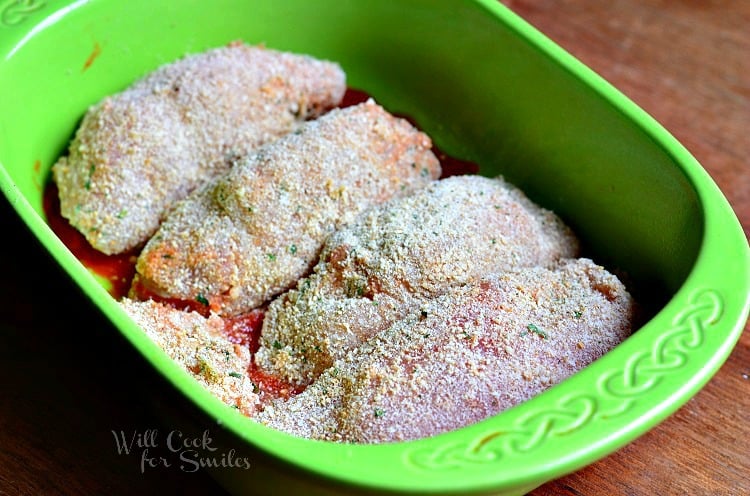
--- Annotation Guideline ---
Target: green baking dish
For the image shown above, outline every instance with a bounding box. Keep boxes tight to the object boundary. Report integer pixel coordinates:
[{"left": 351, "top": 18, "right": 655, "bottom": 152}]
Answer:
[{"left": 1, "top": 0, "right": 748, "bottom": 494}]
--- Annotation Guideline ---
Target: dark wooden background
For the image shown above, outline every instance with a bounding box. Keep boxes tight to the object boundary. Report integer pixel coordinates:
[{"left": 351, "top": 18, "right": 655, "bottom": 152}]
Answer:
[{"left": 1, "top": 1, "right": 747, "bottom": 494}]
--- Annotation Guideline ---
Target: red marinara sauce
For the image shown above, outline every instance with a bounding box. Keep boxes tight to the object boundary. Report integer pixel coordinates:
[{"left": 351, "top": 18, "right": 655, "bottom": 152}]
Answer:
[
  {"left": 224, "top": 311, "right": 303, "bottom": 399},
  {"left": 43, "top": 87, "right": 479, "bottom": 400},
  {"left": 43, "top": 183, "right": 137, "bottom": 299}
]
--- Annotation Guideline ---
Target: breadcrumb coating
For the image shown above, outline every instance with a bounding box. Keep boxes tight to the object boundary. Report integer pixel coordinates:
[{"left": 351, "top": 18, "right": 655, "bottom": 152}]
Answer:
[
  {"left": 119, "top": 298, "right": 260, "bottom": 416},
  {"left": 53, "top": 42, "right": 346, "bottom": 254},
  {"left": 255, "top": 175, "right": 579, "bottom": 386},
  {"left": 52, "top": 44, "right": 637, "bottom": 447},
  {"left": 256, "top": 258, "right": 634, "bottom": 442},
  {"left": 133, "top": 100, "right": 441, "bottom": 316}
]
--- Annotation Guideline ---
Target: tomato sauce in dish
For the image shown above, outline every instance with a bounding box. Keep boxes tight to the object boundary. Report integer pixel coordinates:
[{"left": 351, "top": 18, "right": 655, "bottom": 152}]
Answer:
[
  {"left": 248, "top": 366, "right": 305, "bottom": 401},
  {"left": 223, "top": 309, "right": 265, "bottom": 351},
  {"left": 129, "top": 277, "right": 216, "bottom": 316},
  {"left": 224, "top": 310, "right": 303, "bottom": 400},
  {"left": 43, "top": 183, "right": 137, "bottom": 299}
]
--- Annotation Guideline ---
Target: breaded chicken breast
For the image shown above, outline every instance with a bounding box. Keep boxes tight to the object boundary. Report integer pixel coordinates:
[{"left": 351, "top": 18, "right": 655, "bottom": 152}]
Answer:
[
  {"left": 53, "top": 43, "right": 346, "bottom": 254},
  {"left": 119, "top": 299, "right": 260, "bottom": 415},
  {"left": 255, "top": 175, "right": 579, "bottom": 386},
  {"left": 256, "top": 258, "right": 634, "bottom": 442},
  {"left": 133, "top": 100, "right": 441, "bottom": 316}
]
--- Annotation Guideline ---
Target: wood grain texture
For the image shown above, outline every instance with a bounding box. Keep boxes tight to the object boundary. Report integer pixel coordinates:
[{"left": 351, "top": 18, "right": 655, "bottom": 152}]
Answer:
[{"left": 0, "top": 1, "right": 748, "bottom": 495}]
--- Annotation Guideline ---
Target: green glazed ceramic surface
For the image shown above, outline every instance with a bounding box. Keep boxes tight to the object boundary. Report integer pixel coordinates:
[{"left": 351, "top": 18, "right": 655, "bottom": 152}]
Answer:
[{"left": 1, "top": 0, "right": 748, "bottom": 494}]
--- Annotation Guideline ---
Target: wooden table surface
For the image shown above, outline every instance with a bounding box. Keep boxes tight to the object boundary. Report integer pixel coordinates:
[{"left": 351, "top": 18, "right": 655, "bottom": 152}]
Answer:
[{"left": 1, "top": 1, "right": 748, "bottom": 495}]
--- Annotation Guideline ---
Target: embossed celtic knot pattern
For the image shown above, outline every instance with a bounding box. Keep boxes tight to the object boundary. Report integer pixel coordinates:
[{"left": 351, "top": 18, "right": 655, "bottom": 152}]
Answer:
[
  {"left": 599, "top": 289, "right": 723, "bottom": 404},
  {"left": 406, "top": 288, "right": 724, "bottom": 471},
  {"left": 1, "top": 0, "right": 46, "bottom": 27}
]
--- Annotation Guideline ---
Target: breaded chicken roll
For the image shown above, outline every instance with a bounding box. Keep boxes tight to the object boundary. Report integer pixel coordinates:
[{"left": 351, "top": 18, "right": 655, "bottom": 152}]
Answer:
[
  {"left": 120, "top": 299, "right": 260, "bottom": 415},
  {"left": 53, "top": 43, "right": 346, "bottom": 254},
  {"left": 133, "top": 100, "right": 441, "bottom": 315},
  {"left": 256, "top": 259, "right": 634, "bottom": 442},
  {"left": 256, "top": 175, "right": 579, "bottom": 386}
]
